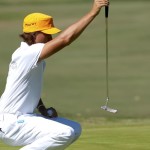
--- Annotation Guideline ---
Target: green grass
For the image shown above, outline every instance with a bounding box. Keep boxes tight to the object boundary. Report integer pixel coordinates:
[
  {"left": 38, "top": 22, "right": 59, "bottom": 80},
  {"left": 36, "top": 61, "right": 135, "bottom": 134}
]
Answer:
[
  {"left": 73, "top": 119, "right": 150, "bottom": 150},
  {"left": 0, "top": 0, "right": 150, "bottom": 149}
]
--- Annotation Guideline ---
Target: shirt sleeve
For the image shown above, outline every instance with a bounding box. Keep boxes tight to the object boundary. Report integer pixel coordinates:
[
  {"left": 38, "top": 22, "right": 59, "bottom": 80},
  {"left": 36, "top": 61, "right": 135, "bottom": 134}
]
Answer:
[{"left": 19, "top": 43, "right": 45, "bottom": 74}]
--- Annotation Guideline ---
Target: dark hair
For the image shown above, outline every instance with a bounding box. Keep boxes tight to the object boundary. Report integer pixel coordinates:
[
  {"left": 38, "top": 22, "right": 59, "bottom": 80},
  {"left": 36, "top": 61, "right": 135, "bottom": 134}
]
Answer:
[{"left": 19, "top": 32, "right": 36, "bottom": 45}]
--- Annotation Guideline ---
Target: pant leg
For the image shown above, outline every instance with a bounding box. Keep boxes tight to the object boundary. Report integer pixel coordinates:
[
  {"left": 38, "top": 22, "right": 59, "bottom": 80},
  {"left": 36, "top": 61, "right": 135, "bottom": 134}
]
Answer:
[
  {"left": 51, "top": 117, "right": 81, "bottom": 143},
  {"left": 16, "top": 115, "right": 81, "bottom": 150}
]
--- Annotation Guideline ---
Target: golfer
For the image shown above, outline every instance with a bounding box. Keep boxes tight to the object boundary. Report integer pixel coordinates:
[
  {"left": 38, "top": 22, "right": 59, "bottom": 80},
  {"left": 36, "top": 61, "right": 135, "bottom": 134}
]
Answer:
[{"left": 0, "top": 0, "right": 109, "bottom": 150}]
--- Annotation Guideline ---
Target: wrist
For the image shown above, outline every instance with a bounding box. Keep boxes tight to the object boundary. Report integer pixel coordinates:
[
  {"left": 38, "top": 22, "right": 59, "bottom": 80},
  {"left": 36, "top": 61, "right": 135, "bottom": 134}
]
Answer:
[
  {"left": 37, "top": 105, "right": 47, "bottom": 114},
  {"left": 37, "top": 104, "right": 45, "bottom": 110},
  {"left": 90, "top": 7, "right": 101, "bottom": 16}
]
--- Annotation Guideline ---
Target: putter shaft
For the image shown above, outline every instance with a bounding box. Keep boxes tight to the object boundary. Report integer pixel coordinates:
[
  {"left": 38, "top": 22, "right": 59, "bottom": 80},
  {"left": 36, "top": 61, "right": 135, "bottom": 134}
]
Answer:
[{"left": 100, "top": 6, "right": 118, "bottom": 113}]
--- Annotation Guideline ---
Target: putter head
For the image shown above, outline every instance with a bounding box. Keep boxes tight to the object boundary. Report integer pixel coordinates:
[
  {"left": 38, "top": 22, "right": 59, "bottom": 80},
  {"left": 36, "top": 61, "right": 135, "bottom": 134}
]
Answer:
[{"left": 101, "top": 105, "right": 117, "bottom": 113}]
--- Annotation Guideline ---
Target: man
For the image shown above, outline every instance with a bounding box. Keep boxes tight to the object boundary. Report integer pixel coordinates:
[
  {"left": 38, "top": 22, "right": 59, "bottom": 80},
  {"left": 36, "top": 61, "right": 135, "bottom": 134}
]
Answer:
[{"left": 0, "top": 0, "right": 109, "bottom": 150}]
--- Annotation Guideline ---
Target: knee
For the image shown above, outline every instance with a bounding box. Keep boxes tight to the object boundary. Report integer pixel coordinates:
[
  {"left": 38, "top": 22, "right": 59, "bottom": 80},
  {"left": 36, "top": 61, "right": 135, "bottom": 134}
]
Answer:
[
  {"left": 67, "top": 122, "right": 82, "bottom": 143},
  {"left": 73, "top": 122, "right": 82, "bottom": 140},
  {"left": 63, "top": 123, "right": 81, "bottom": 143}
]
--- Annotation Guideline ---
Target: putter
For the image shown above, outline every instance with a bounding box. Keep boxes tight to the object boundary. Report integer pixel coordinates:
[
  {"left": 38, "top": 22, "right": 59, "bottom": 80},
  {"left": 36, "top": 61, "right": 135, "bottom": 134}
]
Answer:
[{"left": 101, "top": 6, "right": 117, "bottom": 113}]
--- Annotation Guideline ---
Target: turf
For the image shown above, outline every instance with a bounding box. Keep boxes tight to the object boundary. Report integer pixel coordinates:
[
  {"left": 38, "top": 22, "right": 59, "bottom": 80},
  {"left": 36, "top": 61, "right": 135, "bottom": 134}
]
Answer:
[
  {"left": 0, "top": 0, "right": 150, "bottom": 149},
  {"left": 70, "top": 119, "right": 150, "bottom": 150}
]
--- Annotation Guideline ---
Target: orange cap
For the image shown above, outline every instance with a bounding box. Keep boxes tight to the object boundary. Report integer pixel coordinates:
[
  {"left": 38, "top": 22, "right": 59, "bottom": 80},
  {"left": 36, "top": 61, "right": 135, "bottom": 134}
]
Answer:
[{"left": 23, "top": 13, "right": 61, "bottom": 34}]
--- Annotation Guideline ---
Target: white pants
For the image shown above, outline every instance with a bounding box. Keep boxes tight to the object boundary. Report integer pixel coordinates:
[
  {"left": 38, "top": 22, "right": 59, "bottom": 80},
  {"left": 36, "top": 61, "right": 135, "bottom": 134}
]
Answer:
[{"left": 0, "top": 113, "right": 81, "bottom": 150}]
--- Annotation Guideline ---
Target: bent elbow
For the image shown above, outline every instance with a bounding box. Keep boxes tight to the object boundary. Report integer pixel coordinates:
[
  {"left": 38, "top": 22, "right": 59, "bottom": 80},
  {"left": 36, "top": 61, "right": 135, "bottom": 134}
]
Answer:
[{"left": 59, "top": 34, "right": 75, "bottom": 47}]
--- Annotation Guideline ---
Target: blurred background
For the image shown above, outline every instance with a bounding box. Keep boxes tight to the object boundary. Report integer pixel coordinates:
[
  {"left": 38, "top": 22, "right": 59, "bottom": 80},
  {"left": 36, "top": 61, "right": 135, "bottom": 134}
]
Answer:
[{"left": 0, "top": 0, "right": 150, "bottom": 120}]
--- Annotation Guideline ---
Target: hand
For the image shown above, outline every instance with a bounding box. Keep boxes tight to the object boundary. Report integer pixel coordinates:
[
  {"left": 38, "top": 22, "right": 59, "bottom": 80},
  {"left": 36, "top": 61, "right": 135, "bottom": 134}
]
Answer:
[
  {"left": 46, "top": 107, "right": 58, "bottom": 118},
  {"left": 38, "top": 105, "right": 58, "bottom": 118},
  {"left": 91, "top": 0, "right": 109, "bottom": 15}
]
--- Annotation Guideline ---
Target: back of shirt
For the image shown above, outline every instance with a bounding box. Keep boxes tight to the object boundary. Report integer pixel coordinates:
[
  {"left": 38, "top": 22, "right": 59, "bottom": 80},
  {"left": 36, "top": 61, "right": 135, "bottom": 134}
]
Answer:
[{"left": 0, "top": 42, "right": 45, "bottom": 114}]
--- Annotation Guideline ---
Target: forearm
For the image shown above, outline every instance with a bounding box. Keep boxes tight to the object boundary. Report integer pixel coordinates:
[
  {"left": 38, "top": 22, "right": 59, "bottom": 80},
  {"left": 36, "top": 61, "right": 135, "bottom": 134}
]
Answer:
[
  {"left": 56, "top": 0, "right": 105, "bottom": 45},
  {"left": 58, "top": 9, "right": 100, "bottom": 45}
]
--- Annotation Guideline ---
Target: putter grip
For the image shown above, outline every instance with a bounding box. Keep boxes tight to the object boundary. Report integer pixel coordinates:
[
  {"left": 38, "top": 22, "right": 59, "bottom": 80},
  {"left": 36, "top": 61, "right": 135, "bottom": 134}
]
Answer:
[{"left": 105, "top": 6, "right": 109, "bottom": 18}]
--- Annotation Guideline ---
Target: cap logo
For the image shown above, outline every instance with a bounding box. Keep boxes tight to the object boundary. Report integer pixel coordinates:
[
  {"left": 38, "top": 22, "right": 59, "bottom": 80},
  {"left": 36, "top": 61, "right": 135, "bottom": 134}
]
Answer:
[{"left": 25, "top": 23, "right": 36, "bottom": 27}]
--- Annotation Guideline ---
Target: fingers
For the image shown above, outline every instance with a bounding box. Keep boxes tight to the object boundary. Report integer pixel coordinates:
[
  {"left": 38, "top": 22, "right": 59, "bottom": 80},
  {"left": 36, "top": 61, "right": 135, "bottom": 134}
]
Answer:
[
  {"left": 105, "top": 0, "right": 109, "bottom": 6},
  {"left": 95, "top": 0, "right": 109, "bottom": 8},
  {"left": 91, "top": 0, "right": 109, "bottom": 16}
]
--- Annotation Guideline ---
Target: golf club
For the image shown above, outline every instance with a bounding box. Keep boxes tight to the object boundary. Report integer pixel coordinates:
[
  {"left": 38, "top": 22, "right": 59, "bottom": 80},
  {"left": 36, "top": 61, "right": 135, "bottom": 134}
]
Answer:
[{"left": 101, "top": 6, "right": 117, "bottom": 113}]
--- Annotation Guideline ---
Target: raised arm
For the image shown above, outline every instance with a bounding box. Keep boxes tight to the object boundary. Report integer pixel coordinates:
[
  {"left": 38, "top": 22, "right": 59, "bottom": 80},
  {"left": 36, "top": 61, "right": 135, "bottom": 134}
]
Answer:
[{"left": 39, "top": 0, "right": 109, "bottom": 61}]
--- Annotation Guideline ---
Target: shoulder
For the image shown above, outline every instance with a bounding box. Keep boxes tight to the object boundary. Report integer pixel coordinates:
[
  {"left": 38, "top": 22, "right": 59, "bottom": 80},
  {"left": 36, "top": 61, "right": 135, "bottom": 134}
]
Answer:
[{"left": 30, "top": 43, "right": 45, "bottom": 49}]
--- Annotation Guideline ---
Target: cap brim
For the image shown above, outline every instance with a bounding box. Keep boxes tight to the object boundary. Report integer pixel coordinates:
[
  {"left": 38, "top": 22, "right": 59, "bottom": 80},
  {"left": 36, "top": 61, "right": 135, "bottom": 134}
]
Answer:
[{"left": 41, "top": 27, "right": 61, "bottom": 35}]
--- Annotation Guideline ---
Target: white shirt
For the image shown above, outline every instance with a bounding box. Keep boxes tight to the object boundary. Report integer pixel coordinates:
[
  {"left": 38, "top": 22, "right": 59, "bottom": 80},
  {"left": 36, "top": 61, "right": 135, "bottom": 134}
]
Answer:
[{"left": 0, "top": 42, "right": 45, "bottom": 114}]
